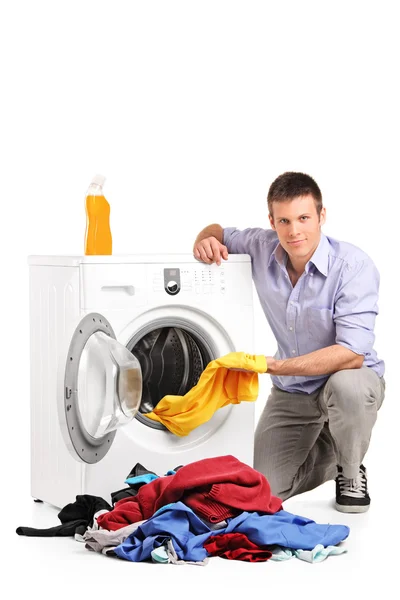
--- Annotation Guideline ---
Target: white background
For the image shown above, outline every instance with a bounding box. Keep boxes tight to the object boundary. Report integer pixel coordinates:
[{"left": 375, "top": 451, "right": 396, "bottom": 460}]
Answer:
[{"left": 1, "top": 0, "right": 399, "bottom": 596}]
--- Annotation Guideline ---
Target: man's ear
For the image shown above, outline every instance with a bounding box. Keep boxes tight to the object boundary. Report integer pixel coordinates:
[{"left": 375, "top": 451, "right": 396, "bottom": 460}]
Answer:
[
  {"left": 319, "top": 207, "right": 326, "bottom": 227},
  {"left": 269, "top": 213, "right": 276, "bottom": 231}
]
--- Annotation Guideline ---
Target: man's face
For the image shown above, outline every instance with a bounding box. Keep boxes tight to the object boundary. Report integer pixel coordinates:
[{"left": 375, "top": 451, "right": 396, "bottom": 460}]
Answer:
[{"left": 269, "top": 194, "right": 326, "bottom": 263}]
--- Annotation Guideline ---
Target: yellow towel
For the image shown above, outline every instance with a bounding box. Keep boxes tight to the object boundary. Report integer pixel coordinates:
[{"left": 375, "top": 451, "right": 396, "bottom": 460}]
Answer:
[{"left": 145, "top": 352, "right": 267, "bottom": 436}]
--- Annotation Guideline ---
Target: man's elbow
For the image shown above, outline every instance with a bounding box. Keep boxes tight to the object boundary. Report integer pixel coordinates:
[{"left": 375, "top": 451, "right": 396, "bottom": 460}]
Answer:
[{"left": 350, "top": 353, "right": 365, "bottom": 369}]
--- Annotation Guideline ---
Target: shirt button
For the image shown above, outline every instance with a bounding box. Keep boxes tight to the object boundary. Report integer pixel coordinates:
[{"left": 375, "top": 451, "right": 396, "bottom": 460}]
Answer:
[
  {"left": 310, "top": 273, "right": 314, "bottom": 277},
  {"left": 292, "top": 350, "right": 296, "bottom": 354},
  {"left": 289, "top": 327, "right": 293, "bottom": 331}
]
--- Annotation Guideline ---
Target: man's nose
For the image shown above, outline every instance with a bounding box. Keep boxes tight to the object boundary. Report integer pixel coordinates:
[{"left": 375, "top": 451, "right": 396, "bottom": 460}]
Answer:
[{"left": 288, "top": 223, "right": 299, "bottom": 237}]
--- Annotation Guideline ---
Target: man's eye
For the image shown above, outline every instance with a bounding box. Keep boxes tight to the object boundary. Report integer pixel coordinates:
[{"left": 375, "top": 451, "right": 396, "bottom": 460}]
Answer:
[{"left": 300, "top": 216, "right": 309, "bottom": 221}]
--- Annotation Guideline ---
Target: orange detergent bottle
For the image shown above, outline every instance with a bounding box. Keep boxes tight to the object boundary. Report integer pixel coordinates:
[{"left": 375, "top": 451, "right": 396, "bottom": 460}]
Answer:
[{"left": 84, "top": 174, "right": 112, "bottom": 255}]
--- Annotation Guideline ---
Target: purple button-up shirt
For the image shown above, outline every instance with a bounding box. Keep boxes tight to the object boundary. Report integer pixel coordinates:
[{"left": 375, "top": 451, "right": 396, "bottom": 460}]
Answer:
[{"left": 223, "top": 227, "right": 385, "bottom": 394}]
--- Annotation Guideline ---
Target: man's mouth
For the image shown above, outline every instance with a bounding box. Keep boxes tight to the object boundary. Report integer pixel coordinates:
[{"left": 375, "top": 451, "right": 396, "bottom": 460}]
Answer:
[{"left": 287, "top": 240, "right": 306, "bottom": 246}]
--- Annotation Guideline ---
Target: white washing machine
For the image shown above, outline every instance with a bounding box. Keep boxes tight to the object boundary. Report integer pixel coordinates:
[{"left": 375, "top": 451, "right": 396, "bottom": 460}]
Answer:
[{"left": 28, "top": 254, "right": 255, "bottom": 509}]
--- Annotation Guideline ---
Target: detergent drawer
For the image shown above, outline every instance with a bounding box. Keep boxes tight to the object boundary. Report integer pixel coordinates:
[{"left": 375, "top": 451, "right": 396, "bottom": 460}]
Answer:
[{"left": 80, "top": 264, "right": 148, "bottom": 310}]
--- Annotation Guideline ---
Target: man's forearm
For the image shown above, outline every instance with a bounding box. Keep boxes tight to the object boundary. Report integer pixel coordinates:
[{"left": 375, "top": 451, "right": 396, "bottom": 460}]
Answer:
[
  {"left": 194, "top": 224, "right": 223, "bottom": 246},
  {"left": 267, "top": 344, "right": 364, "bottom": 376}
]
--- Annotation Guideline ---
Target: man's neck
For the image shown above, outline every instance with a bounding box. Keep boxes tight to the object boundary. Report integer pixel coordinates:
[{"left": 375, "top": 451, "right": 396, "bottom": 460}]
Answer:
[
  {"left": 286, "top": 234, "right": 322, "bottom": 277},
  {"left": 287, "top": 256, "right": 307, "bottom": 277},
  {"left": 286, "top": 259, "right": 303, "bottom": 287}
]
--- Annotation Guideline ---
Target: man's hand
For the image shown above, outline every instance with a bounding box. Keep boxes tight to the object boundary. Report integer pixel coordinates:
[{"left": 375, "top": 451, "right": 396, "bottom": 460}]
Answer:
[{"left": 193, "top": 236, "right": 228, "bottom": 266}]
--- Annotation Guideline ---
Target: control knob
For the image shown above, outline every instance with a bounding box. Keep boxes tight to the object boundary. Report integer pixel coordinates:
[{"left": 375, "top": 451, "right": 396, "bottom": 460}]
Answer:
[{"left": 166, "top": 280, "right": 179, "bottom": 294}]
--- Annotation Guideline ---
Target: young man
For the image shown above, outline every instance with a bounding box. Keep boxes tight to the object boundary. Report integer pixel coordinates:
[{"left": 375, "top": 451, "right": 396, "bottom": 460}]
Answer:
[{"left": 193, "top": 172, "right": 385, "bottom": 513}]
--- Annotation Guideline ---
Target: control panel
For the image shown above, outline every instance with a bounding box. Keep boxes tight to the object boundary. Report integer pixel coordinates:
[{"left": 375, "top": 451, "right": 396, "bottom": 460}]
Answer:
[{"left": 151, "top": 265, "right": 228, "bottom": 296}]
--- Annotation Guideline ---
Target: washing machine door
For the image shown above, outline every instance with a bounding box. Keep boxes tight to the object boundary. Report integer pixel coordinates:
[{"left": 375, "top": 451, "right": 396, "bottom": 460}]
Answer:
[{"left": 63, "top": 313, "right": 142, "bottom": 464}]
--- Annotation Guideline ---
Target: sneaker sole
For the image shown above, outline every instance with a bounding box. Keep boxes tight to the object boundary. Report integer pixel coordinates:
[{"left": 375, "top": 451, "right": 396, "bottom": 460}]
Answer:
[{"left": 335, "top": 502, "right": 370, "bottom": 513}]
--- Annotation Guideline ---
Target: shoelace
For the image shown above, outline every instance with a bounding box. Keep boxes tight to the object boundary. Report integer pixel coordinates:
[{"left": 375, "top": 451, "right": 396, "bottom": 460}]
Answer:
[{"left": 338, "top": 470, "right": 367, "bottom": 498}]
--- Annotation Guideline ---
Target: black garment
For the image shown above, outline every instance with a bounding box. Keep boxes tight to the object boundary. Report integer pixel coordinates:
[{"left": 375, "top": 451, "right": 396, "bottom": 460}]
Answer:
[
  {"left": 125, "top": 462, "right": 184, "bottom": 481},
  {"left": 16, "top": 495, "right": 112, "bottom": 537},
  {"left": 111, "top": 487, "right": 140, "bottom": 504},
  {"left": 125, "top": 462, "right": 158, "bottom": 482},
  {"left": 110, "top": 463, "right": 158, "bottom": 504},
  {"left": 111, "top": 463, "right": 185, "bottom": 504}
]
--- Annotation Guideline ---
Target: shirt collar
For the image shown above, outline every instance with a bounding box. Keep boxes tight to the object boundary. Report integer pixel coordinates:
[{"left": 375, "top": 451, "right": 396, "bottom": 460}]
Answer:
[
  {"left": 268, "top": 240, "right": 286, "bottom": 269},
  {"left": 268, "top": 232, "right": 329, "bottom": 277},
  {"left": 307, "top": 233, "right": 329, "bottom": 276}
]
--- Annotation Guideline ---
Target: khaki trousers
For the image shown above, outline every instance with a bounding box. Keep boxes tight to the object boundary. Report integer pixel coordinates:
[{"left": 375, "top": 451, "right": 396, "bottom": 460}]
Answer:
[{"left": 254, "top": 367, "right": 385, "bottom": 500}]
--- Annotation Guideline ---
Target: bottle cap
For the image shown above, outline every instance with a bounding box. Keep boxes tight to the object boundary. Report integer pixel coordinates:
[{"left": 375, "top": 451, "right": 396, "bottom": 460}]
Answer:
[{"left": 91, "top": 174, "right": 106, "bottom": 187}]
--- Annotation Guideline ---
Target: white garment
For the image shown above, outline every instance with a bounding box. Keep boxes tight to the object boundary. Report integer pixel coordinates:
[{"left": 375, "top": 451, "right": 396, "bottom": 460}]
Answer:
[
  {"left": 74, "top": 509, "right": 110, "bottom": 543},
  {"left": 83, "top": 519, "right": 146, "bottom": 554},
  {"left": 151, "top": 539, "right": 209, "bottom": 566}
]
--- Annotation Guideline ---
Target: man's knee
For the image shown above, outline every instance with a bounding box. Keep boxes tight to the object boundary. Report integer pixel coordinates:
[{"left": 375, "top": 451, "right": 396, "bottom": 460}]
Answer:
[
  {"left": 324, "top": 369, "right": 366, "bottom": 412},
  {"left": 326, "top": 368, "right": 359, "bottom": 393}
]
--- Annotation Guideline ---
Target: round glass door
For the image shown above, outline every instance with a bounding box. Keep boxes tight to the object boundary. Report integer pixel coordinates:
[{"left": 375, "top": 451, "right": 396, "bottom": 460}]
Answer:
[
  {"left": 64, "top": 313, "right": 142, "bottom": 463},
  {"left": 78, "top": 332, "right": 142, "bottom": 437}
]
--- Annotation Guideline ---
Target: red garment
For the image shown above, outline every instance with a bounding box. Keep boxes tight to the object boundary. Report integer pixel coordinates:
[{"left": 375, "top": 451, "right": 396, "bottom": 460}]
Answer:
[
  {"left": 204, "top": 533, "right": 273, "bottom": 562},
  {"left": 97, "top": 455, "right": 282, "bottom": 531}
]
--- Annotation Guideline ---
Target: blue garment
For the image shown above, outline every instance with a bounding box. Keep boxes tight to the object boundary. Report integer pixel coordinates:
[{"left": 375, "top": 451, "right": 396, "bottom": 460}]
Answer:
[
  {"left": 113, "top": 502, "right": 212, "bottom": 562},
  {"left": 223, "top": 228, "right": 384, "bottom": 393},
  {"left": 113, "top": 502, "right": 350, "bottom": 563},
  {"left": 295, "top": 544, "right": 347, "bottom": 563},
  {"left": 151, "top": 544, "right": 169, "bottom": 563},
  {"left": 124, "top": 473, "right": 158, "bottom": 486},
  {"left": 268, "top": 544, "right": 347, "bottom": 562},
  {"left": 221, "top": 510, "right": 350, "bottom": 549},
  {"left": 125, "top": 470, "right": 176, "bottom": 486}
]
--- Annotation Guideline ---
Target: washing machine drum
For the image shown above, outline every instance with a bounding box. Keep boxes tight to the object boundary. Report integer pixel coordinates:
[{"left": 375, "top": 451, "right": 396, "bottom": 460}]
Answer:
[{"left": 130, "top": 327, "right": 206, "bottom": 414}]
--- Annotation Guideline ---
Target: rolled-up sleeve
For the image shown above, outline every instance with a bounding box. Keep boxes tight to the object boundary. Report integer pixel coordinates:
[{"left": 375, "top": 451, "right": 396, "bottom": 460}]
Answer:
[
  {"left": 334, "top": 258, "right": 380, "bottom": 357},
  {"left": 223, "top": 227, "right": 265, "bottom": 255}
]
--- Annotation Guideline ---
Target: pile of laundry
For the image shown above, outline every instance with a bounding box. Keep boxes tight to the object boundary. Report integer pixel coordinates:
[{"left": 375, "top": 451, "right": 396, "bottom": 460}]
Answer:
[{"left": 16, "top": 455, "right": 349, "bottom": 565}]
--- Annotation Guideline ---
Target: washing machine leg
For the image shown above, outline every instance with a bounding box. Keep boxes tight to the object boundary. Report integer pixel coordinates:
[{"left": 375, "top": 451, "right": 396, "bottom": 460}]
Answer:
[{"left": 33, "top": 498, "right": 43, "bottom": 503}]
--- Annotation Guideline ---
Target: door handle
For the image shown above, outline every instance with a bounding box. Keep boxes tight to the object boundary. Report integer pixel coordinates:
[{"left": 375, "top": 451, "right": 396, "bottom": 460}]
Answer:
[{"left": 101, "top": 285, "right": 135, "bottom": 295}]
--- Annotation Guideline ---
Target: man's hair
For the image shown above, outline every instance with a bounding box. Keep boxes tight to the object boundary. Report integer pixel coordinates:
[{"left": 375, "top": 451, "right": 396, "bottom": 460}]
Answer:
[{"left": 267, "top": 172, "right": 323, "bottom": 216}]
